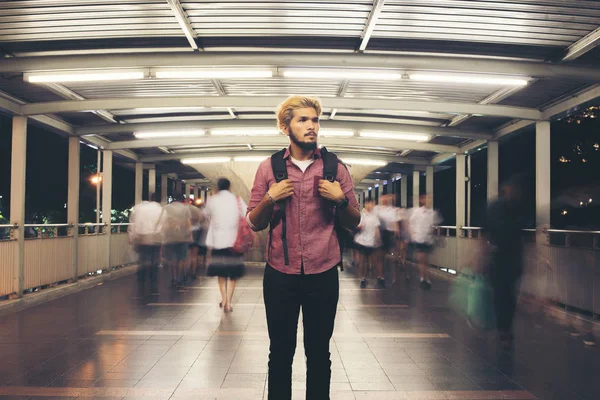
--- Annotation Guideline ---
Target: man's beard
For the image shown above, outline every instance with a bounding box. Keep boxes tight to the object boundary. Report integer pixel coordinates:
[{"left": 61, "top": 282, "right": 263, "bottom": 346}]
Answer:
[{"left": 289, "top": 127, "right": 317, "bottom": 151}]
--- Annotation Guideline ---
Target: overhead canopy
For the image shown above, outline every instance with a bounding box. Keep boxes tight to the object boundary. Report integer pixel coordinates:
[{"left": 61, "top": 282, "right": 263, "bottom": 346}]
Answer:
[{"left": 1, "top": 0, "right": 600, "bottom": 186}]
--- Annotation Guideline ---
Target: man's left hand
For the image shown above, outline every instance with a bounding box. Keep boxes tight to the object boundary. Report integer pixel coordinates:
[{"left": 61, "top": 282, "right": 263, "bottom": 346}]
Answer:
[{"left": 318, "top": 180, "right": 345, "bottom": 203}]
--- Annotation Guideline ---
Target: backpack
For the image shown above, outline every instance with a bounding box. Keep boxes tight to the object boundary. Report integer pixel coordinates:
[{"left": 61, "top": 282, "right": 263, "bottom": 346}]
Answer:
[{"left": 270, "top": 146, "right": 348, "bottom": 271}]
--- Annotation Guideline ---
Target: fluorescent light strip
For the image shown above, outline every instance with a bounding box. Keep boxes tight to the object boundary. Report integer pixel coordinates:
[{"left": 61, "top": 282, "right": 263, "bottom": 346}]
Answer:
[
  {"left": 134, "top": 130, "right": 206, "bottom": 139},
  {"left": 233, "top": 156, "right": 268, "bottom": 162},
  {"left": 181, "top": 157, "right": 231, "bottom": 164},
  {"left": 360, "top": 131, "right": 430, "bottom": 142},
  {"left": 25, "top": 70, "right": 145, "bottom": 83},
  {"left": 342, "top": 158, "right": 387, "bottom": 166},
  {"left": 210, "top": 129, "right": 280, "bottom": 136},
  {"left": 320, "top": 130, "right": 355, "bottom": 137},
  {"left": 283, "top": 69, "right": 401, "bottom": 80},
  {"left": 409, "top": 74, "right": 528, "bottom": 86},
  {"left": 156, "top": 69, "right": 273, "bottom": 79}
]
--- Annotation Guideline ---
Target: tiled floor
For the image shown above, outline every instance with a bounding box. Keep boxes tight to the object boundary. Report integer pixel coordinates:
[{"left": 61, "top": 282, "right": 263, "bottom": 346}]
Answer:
[{"left": 0, "top": 263, "right": 598, "bottom": 400}]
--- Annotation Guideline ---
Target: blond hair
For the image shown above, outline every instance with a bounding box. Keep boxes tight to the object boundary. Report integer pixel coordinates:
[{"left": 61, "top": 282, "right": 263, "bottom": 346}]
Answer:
[{"left": 275, "top": 96, "right": 322, "bottom": 131}]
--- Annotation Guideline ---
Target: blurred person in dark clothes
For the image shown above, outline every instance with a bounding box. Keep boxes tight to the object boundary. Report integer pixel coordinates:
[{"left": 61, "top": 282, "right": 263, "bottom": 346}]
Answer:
[{"left": 484, "top": 178, "right": 525, "bottom": 349}]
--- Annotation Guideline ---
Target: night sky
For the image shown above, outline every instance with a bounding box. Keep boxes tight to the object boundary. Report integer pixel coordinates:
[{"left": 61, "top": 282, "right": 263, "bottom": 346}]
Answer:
[{"left": 1, "top": 109, "right": 599, "bottom": 228}]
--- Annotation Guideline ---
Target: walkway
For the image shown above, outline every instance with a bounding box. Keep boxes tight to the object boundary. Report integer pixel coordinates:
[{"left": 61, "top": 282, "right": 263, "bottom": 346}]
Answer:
[{"left": 0, "top": 264, "right": 598, "bottom": 400}]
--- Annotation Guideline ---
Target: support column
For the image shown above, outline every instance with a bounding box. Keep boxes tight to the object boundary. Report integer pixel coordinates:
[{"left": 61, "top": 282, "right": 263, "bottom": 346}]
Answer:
[
  {"left": 68, "top": 137, "right": 80, "bottom": 282},
  {"left": 467, "top": 155, "right": 472, "bottom": 227},
  {"left": 413, "top": 170, "right": 420, "bottom": 208},
  {"left": 10, "top": 116, "right": 27, "bottom": 298},
  {"left": 185, "top": 183, "right": 191, "bottom": 201},
  {"left": 536, "top": 121, "right": 551, "bottom": 227},
  {"left": 134, "top": 162, "right": 143, "bottom": 205},
  {"left": 400, "top": 175, "right": 407, "bottom": 208},
  {"left": 193, "top": 186, "right": 199, "bottom": 203},
  {"left": 148, "top": 168, "right": 156, "bottom": 199},
  {"left": 102, "top": 150, "right": 113, "bottom": 269},
  {"left": 96, "top": 151, "right": 101, "bottom": 224},
  {"left": 456, "top": 154, "right": 466, "bottom": 230},
  {"left": 175, "top": 180, "right": 182, "bottom": 198},
  {"left": 161, "top": 175, "right": 168, "bottom": 205},
  {"left": 426, "top": 166, "right": 434, "bottom": 208},
  {"left": 487, "top": 140, "right": 499, "bottom": 203}
]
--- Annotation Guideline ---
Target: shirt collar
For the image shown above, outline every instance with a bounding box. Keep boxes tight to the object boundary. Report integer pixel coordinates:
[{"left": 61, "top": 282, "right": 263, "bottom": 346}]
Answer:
[{"left": 283, "top": 146, "right": 322, "bottom": 160}]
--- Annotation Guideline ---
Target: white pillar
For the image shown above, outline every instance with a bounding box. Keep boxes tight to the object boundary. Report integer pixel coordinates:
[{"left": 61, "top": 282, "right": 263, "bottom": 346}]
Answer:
[
  {"left": 134, "top": 162, "right": 143, "bottom": 205},
  {"left": 536, "top": 121, "right": 551, "bottom": 227},
  {"left": 193, "top": 186, "right": 199, "bottom": 202},
  {"left": 426, "top": 165, "right": 434, "bottom": 208},
  {"left": 413, "top": 170, "right": 420, "bottom": 208},
  {"left": 467, "top": 155, "right": 472, "bottom": 227},
  {"left": 161, "top": 175, "right": 168, "bottom": 205},
  {"left": 185, "top": 183, "right": 191, "bottom": 201},
  {"left": 487, "top": 140, "right": 499, "bottom": 203},
  {"left": 400, "top": 175, "right": 407, "bottom": 208},
  {"left": 10, "top": 116, "right": 27, "bottom": 298},
  {"left": 102, "top": 151, "right": 113, "bottom": 269},
  {"left": 148, "top": 168, "right": 156, "bottom": 199},
  {"left": 68, "top": 137, "right": 80, "bottom": 281},
  {"left": 96, "top": 150, "right": 101, "bottom": 224},
  {"left": 456, "top": 154, "right": 466, "bottom": 229}
]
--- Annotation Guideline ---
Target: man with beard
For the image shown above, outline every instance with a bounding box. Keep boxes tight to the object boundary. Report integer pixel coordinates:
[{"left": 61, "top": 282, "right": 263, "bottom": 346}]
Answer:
[{"left": 246, "top": 96, "right": 361, "bottom": 400}]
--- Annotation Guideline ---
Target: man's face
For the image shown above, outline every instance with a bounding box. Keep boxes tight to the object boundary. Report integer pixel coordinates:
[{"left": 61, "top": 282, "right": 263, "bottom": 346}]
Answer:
[{"left": 285, "top": 107, "right": 320, "bottom": 151}]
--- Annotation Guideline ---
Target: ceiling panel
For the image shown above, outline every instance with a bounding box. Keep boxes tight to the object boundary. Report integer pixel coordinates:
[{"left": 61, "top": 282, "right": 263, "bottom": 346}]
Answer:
[{"left": 63, "top": 79, "right": 218, "bottom": 99}]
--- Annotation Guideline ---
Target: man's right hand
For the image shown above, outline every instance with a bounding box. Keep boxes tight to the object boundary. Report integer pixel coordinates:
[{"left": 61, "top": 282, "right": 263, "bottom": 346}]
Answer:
[{"left": 267, "top": 179, "right": 294, "bottom": 202}]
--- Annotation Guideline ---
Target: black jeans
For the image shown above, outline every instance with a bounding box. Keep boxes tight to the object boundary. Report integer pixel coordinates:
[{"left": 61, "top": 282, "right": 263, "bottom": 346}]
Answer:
[
  {"left": 136, "top": 245, "right": 160, "bottom": 293},
  {"left": 263, "top": 264, "right": 339, "bottom": 400}
]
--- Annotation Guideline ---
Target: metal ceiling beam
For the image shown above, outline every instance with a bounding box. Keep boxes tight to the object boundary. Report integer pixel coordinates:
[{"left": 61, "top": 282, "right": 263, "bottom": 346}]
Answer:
[
  {"left": 0, "top": 92, "right": 22, "bottom": 114},
  {"left": 140, "top": 150, "right": 429, "bottom": 165},
  {"left": 359, "top": 0, "right": 386, "bottom": 52},
  {"left": 106, "top": 135, "right": 459, "bottom": 153},
  {"left": 83, "top": 136, "right": 139, "bottom": 161},
  {"left": 563, "top": 27, "right": 600, "bottom": 61},
  {"left": 21, "top": 96, "right": 542, "bottom": 119},
  {"left": 76, "top": 119, "right": 491, "bottom": 139},
  {"left": 42, "top": 83, "right": 119, "bottom": 124},
  {"left": 166, "top": 0, "right": 199, "bottom": 51},
  {"left": 2, "top": 52, "right": 600, "bottom": 81}
]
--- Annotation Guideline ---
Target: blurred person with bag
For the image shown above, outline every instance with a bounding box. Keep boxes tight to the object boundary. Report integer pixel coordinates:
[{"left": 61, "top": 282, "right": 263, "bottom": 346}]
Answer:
[
  {"left": 205, "top": 178, "right": 249, "bottom": 312},
  {"left": 128, "top": 193, "right": 163, "bottom": 297}
]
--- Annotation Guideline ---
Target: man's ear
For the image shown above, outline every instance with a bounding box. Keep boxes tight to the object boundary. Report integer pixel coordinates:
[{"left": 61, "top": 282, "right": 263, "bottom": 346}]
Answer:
[{"left": 279, "top": 125, "right": 289, "bottom": 137}]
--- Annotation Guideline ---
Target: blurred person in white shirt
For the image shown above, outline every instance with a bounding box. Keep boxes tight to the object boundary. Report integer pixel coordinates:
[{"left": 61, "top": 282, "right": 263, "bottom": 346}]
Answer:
[
  {"left": 354, "top": 199, "right": 384, "bottom": 289},
  {"left": 205, "top": 178, "right": 248, "bottom": 312},
  {"left": 160, "top": 195, "right": 192, "bottom": 289},
  {"left": 375, "top": 194, "right": 403, "bottom": 285},
  {"left": 128, "top": 193, "right": 163, "bottom": 297},
  {"left": 408, "top": 194, "right": 442, "bottom": 290},
  {"left": 187, "top": 201, "right": 207, "bottom": 281}
]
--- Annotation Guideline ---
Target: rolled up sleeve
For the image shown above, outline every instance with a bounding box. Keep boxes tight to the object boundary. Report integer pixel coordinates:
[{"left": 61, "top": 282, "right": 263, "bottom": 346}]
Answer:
[{"left": 246, "top": 160, "right": 269, "bottom": 231}]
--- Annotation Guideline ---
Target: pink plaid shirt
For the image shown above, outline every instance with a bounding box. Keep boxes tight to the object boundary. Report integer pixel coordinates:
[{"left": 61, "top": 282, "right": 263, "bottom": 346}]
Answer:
[{"left": 246, "top": 147, "right": 359, "bottom": 275}]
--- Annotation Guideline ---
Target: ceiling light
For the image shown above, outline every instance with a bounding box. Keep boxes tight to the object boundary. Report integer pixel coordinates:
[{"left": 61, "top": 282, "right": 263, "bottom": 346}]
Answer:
[
  {"left": 342, "top": 158, "right": 387, "bottom": 166},
  {"left": 319, "top": 130, "right": 354, "bottom": 137},
  {"left": 210, "top": 129, "right": 280, "bottom": 136},
  {"left": 25, "top": 70, "right": 145, "bottom": 83},
  {"left": 359, "top": 131, "right": 430, "bottom": 141},
  {"left": 283, "top": 68, "right": 401, "bottom": 80},
  {"left": 233, "top": 156, "right": 268, "bottom": 162},
  {"left": 155, "top": 69, "right": 273, "bottom": 79},
  {"left": 409, "top": 74, "right": 528, "bottom": 86},
  {"left": 181, "top": 157, "right": 231, "bottom": 164},
  {"left": 134, "top": 130, "right": 206, "bottom": 139}
]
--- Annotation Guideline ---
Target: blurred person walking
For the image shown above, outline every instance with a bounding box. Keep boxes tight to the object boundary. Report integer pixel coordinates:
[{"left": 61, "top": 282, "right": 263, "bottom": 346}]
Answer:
[
  {"left": 408, "top": 194, "right": 442, "bottom": 290},
  {"left": 205, "top": 178, "right": 247, "bottom": 312},
  {"left": 247, "top": 96, "right": 360, "bottom": 400},
  {"left": 187, "top": 201, "right": 207, "bottom": 281},
  {"left": 128, "top": 193, "right": 163, "bottom": 297},
  {"left": 160, "top": 194, "right": 192, "bottom": 289},
  {"left": 375, "top": 194, "right": 403, "bottom": 285},
  {"left": 354, "top": 199, "right": 384, "bottom": 289},
  {"left": 484, "top": 180, "right": 525, "bottom": 349}
]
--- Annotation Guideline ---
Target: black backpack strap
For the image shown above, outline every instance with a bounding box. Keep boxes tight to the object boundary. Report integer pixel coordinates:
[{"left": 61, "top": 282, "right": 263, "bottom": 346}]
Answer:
[
  {"left": 320, "top": 146, "right": 338, "bottom": 183},
  {"left": 320, "top": 147, "right": 347, "bottom": 271},
  {"left": 270, "top": 149, "right": 290, "bottom": 265}
]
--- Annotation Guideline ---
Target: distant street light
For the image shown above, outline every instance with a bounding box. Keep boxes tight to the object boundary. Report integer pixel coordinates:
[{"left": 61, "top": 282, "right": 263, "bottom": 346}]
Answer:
[{"left": 91, "top": 175, "right": 102, "bottom": 185}]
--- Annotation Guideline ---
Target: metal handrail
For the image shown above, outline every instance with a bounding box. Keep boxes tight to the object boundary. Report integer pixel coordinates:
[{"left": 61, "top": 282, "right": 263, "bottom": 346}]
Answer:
[
  {"left": 437, "top": 226, "right": 600, "bottom": 234},
  {"left": 437, "top": 226, "right": 457, "bottom": 229},
  {"left": 0, "top": 224, "right": 16, "bottom": 228},
  {"left": 461, "top": 227, "right": 483, "bottom": 231},
  {"left": 78, "top": 223, "right": 107, "bottom": 227},
  {"left": 112, "top": 223, "right": 130, "bottom": 226},
  {"left": 24, "top": 223, "right": 73, "bottom": 228}
]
